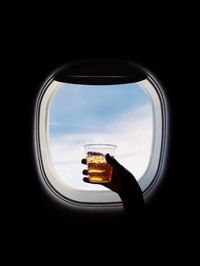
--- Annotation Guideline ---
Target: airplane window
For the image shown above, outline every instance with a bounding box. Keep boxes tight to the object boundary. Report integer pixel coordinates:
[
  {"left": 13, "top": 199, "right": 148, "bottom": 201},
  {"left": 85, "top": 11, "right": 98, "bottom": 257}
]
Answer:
[{"left": 34, "top": 61, "right": 167, "bottom": 205}]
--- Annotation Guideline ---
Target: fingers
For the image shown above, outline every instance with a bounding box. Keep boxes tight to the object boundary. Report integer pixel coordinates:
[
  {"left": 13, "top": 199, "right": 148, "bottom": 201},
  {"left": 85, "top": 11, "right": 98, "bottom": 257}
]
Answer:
[
  {"left": 81, "top": 158, "right": 87, "bottom": 164},
  {"left": 83, "top": 177, "right": 90, "bottom": 183},
  {"left": 82, "top": 159, "right": 89, "bottom": 181},
  {"left": 82, "top": 169, "right": 88, "bottom": 175},
  {"left": 105, "top": 153, "right": 123, "bottom": 169},
  {"left": 82, "top": 158, "right": 101, "bottom": 185}
]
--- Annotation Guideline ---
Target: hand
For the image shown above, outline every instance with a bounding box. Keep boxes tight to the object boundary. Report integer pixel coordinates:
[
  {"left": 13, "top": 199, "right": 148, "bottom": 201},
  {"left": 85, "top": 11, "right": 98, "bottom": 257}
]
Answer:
[
  {"left": 82, "top": 154, "right": 142, "bottom": 197},
  {"left": 82, "top": 154, "right": 145, "bottom": 217}
]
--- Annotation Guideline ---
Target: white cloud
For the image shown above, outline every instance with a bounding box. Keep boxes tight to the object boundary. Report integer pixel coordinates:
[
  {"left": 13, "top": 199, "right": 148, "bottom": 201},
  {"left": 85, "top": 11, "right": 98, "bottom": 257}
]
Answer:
[{"left": 49, "top": 104, "right": 153, "bottom": 190}]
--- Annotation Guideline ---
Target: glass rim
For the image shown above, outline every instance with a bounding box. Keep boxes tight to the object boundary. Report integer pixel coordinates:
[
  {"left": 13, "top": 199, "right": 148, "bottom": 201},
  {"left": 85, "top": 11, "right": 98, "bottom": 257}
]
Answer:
[{"left": 84, "top": 144, "right": 117, "bottom": 149}]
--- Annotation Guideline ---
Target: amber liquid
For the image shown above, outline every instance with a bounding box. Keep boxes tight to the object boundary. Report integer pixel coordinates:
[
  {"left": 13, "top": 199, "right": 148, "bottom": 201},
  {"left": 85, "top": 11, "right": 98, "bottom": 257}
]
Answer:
[{"left": 87, "top": 154, "right": 113, "bottom": 183}]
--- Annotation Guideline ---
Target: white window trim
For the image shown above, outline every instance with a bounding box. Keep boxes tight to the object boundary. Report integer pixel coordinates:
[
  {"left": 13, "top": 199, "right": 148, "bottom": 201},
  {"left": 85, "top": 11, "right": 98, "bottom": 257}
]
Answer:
[{"left": 137, "top": 79, "right": 163, "bottom": 193}]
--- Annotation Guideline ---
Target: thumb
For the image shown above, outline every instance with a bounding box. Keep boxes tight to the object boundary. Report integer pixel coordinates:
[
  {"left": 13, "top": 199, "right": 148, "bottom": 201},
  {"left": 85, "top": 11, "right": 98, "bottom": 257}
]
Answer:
[{"left": 106, "top": 153, "right": 123, "bottom": 170}]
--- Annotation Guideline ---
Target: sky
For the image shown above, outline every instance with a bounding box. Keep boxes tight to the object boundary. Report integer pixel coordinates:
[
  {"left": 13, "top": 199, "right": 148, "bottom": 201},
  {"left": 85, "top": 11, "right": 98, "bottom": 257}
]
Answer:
[{"left": 49, "top": 82, "right": 153, "bottom": 190}]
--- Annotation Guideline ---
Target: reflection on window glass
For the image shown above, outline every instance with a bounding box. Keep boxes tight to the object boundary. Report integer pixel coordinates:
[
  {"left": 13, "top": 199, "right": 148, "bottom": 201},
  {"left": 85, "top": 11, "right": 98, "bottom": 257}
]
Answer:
[{"left": 49, "top": 83, "right": 153, "bottom": 190}]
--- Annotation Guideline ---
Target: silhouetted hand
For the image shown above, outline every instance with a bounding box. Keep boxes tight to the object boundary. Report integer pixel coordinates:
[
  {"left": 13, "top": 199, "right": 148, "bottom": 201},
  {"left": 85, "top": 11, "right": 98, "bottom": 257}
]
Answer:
[{"left": 82, "top": 154, "right": 145, "bottom": 217}]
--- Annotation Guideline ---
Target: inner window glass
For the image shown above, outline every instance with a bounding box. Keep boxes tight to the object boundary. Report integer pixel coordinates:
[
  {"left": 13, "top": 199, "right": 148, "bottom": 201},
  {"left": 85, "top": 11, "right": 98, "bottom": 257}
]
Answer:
[{"left": 49, "top": 83, "right": 153, "bottom": 191}]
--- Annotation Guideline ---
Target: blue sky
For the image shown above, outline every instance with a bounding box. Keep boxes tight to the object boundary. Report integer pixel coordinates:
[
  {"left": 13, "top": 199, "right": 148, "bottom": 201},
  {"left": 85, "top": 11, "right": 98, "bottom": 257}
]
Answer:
[
  {"left": 49, "top": 83, "right": 153, "bottom": 190},
  {"left": 49, "top": 83, "right": 149, "bottom": 135}
]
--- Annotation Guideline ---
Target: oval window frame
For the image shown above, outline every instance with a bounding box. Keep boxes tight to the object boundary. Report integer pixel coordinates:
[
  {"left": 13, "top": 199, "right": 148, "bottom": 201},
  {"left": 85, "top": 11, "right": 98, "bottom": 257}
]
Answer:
[{"left": 34, "top": 60, "right": 168, "bottom": 207}]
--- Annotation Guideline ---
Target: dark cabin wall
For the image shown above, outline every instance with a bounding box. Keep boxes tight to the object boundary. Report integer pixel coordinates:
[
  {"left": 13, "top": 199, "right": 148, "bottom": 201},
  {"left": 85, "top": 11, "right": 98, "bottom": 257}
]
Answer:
[{"left": 7, "top": 26, "right": 197, "bottom": 259}]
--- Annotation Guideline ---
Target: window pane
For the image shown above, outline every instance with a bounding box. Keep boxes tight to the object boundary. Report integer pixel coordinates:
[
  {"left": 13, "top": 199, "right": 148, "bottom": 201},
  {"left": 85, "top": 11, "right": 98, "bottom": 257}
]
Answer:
[{"left": 49, "top": 83, "right": 153, "bottom": 190}]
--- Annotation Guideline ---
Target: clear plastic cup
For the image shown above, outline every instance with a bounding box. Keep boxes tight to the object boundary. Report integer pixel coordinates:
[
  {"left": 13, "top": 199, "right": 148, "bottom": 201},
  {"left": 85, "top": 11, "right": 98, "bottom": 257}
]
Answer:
[{"left": 84, "top": 144, "right": 117, "bottom": 183}]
